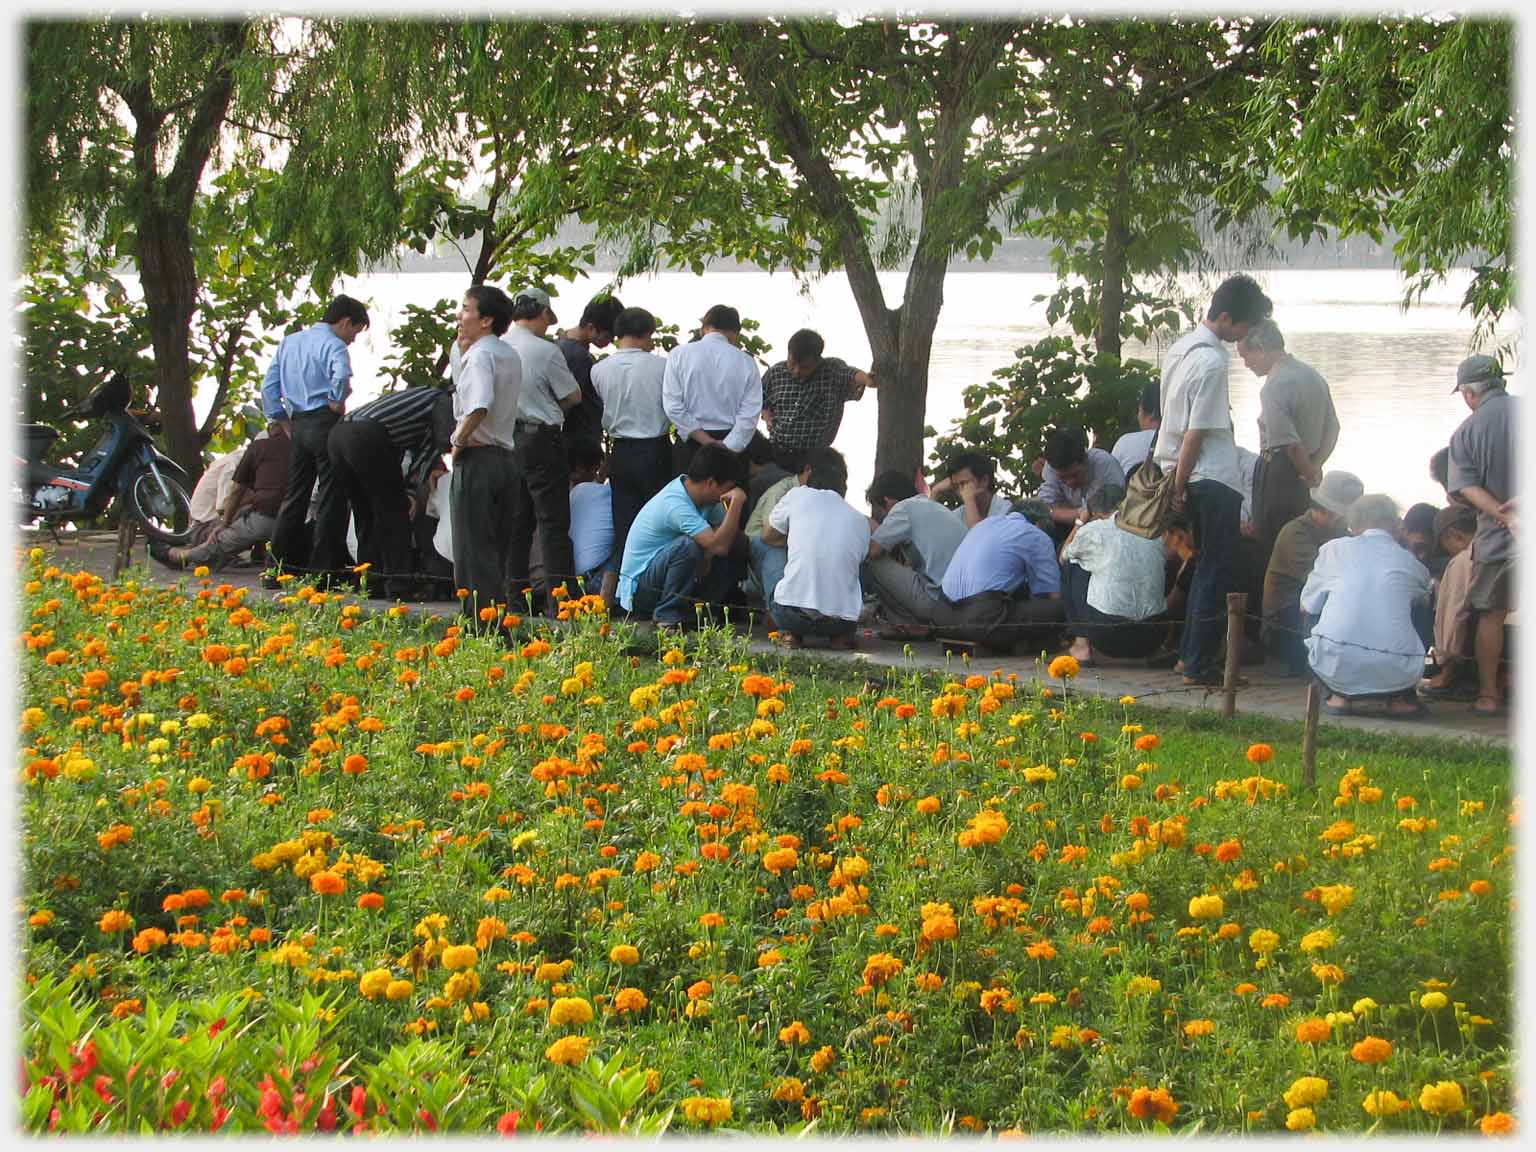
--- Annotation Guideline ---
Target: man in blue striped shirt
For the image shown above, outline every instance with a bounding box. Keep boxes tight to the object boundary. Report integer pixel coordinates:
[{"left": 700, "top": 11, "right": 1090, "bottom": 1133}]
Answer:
[{"left": 261, "top": 295, "right": 370, "bottom": 584}]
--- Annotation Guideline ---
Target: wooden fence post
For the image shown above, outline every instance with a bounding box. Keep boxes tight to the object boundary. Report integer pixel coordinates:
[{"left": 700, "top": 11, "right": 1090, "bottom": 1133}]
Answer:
[
  {"left": 1301, "top": 679, "right": 1321, "bottom": 789},
  {"left": 1222, "top": 592, "right": 1246, "bottom": 718}
]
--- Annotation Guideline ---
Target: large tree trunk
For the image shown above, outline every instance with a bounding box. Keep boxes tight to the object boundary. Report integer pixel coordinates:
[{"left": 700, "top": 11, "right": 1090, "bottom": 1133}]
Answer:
[
  {"left": 1095, "top": 161, "right": 1131, "bottom": 358},
  {"left": 874, "top": 246, "right": 947, "bottom": 478},
  {"left": 138, "top": 206, "right": 203, "bottom": 477}
]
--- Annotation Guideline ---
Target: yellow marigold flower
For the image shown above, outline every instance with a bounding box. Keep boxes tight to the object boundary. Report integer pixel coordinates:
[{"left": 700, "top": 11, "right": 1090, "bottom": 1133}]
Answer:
[
  {"left": 1283, "top": 1076, "right": 1329, "bottom": 1109},
  {"left": 1187, "top": 894, "right": 1224, "bottom": 920},
  {"left": 359, "top": 968, "right": 393, "bottom": 1000},
  {"left": 1352, "top": 997, "right": 1379, "bottom": 1016},
  {"left": 1316, "top": 883, "right": 1355, "bottom": 916},
  {"left": 1362, "top": 1090, "right": 1411, "bottom": 1117},
  {"left": 1300, "top": 928, "right": 1336, "bottom": 953},
  {"left": 1047, "top": 655, "right": 1080, "bottom": 680},
  {"left": 1418, "top": 1081, "right": 1466, "bottom": 1116},
  {"left": 1420, "top": 991, "right": 1449, "bottom": 1011},
  {"left": 809, "top": 1045, "right": 836, "bottom": 1075},
  {"left": 772, "top": 1077, "right": 805, "bottom": 1104},
  {"left": 545, "top": 1035, "right": 591, "bottom": 1066},
  {"left": 385, "top": 979, "right": 414, "bottom": 1001},
  {"left": 1248, "top": 928, "right": 1280, "bottom": 955},
  {"left": 1125, "top": 975, "right": 1161, "bottom": 997},
  {"left": 779, "top": 1020, "right": 811, "bottom": 1045},
  {"left": 609, "top": 943, "right": 639, "bottom": 966},
  {"left": 680, "top": 1096, "right": 732, "bottom": 1127},
  {"left": 98, "top": 909, "right": 134, "bottom": 933},
  {"left": 440, "top": 944, "right": 479, "bottom": 971},
  {"left": 861, "top": 953, "right": 904, "bottom": 987},
  {"left": 1285, "top": 1107, "right": 1316, "bottom": 1131},
  {"left": 549, "top": 997, "right": 595, "bottom": 1027},
  {"left": 613, "top": 987, "right": 648, "bottom": 1014},
  {"left": 1182, "top": 1019, "right": 1215, "bottom": 1038}
]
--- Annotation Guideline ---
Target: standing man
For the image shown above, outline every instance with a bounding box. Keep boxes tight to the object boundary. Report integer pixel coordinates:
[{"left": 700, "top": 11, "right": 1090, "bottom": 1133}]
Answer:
[
  {"left": 760, "top": 328, "right": 874, "bottom": 471},
  {"left": 1240, "top": 318, "right": 1340, "bottom": 546},
  {"left": 261, "top": 295, "right": 370, "bottom": 584},
  {"left": 1446, "top": 354, "right": 1518, "bottom": 716},
  {"left": 1036, "top": 426, "right": 1127, "bottom": 542},
  {"left": 448, "top": 285, "right": 522, "bottom": 627},
  {"left": 557, "top": 293, "right": 625, "bottom": 464},
  {"left": 661, "top": 304, "right": 763, "bottom": 472},
  {"left": 504, "top": 287, "right": 584, "bottom": 611},
  {"left": 592, "top": 306, "right": 672, "bottom": 608},
  {"left": 1155, "top": 273, "right": 1273, "bottom": 686},
  {"left": 1111, "top": 382, "right": 1161, "bottom": 479},
  {"left": 327, "top": 383, "right": 456, "bottom": 601}
]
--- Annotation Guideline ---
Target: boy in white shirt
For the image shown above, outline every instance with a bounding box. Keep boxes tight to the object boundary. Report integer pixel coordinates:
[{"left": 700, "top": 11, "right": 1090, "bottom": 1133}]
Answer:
[
  {"left": 1059, "top": 484, "right": 1170, "bottom": 663},
  {"left": 762, "top": 448, "right": 870, "bottom": 649}
]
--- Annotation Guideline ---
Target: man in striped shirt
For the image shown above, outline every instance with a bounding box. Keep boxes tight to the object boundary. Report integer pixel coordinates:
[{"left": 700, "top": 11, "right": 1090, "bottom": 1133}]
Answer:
[{"left": 327, "top": 383, "right": 456, "bottom": 600}]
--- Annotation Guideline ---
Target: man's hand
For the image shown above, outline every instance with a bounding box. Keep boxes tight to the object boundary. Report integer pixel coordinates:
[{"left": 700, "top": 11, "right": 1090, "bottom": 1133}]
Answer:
[
  {"left": 1240, "top": 519, "right": 1257, "bottom": 538},
  {"left": 1170, "top": 486, "right": 1187, "bottom": 514},
  {"left": 1499, "top": 498, "right": 1517, "bottom": 535},
  {"left": 956, "top": 477, "right": 980, "bottom": 505},
  {"left": 1031, "top": 457, "right": 1046, "bottom": 479},
  {"left": 327, "top": 400, "right": 344, "bottom": 415}
]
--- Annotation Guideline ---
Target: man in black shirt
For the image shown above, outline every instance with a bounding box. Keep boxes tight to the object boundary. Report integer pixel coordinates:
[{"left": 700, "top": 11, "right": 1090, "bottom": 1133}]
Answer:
[
  {"left": 557, "top": 294, "right": 625, "bottom": 465},
  {"left": 327, "top": 384, "right": 456, "bottom": 600}
]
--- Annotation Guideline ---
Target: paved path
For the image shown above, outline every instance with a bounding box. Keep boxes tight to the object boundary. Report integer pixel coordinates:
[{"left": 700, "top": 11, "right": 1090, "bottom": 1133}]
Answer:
[{"left": 30, "top": 529, "right": 1510, "bottom": 748}]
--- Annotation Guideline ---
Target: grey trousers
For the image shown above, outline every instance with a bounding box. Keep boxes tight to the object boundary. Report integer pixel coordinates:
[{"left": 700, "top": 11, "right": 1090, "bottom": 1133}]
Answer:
[
  {"left": 867, "top": 556, "right": 1063, "bottom": 648},
  {"left": 180, "top": 510, "right": 276, "bottom": 568},
  {"left": 450, "top": 444, "right": 519, "bottom": 624}
]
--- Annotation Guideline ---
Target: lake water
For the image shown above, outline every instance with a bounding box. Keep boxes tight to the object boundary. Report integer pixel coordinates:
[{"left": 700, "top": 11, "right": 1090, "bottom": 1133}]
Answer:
[{"left": 229, "top": 267, "right": 1521, "bottom": 513}]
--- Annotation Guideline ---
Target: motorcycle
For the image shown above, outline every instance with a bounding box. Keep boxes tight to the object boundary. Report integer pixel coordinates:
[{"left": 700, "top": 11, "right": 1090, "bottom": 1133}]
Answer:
[{"left": 16, "top": 372, "right": 195, "bottom": 545}]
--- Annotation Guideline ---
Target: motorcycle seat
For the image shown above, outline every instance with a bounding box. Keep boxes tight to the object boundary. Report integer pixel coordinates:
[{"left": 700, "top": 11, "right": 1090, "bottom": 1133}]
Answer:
[{"left": 18, "top": 424, "right": 59, "bottom": 463}]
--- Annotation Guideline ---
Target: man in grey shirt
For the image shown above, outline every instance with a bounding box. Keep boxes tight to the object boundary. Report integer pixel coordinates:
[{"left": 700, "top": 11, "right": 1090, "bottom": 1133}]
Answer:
[
  {"left": 1446, "top": 354, "right": 1517, "bottom": 716},
  {"left": 1240, "top": 318, "right": 1339, "bottom": 546},
  {"left": 863, "top": 470, "right": 968, "bottom": 638}
]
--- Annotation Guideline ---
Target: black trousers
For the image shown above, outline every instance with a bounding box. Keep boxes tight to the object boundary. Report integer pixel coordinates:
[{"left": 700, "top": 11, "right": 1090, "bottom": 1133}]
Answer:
[
  {"left": 1062, "top": 562, "right": 1165, "bottom": 658},
  {"left": 1253, "top": 452, "right": 1311, "bottom": 547},
  {"left": 270, "top": 407, "right": 349, "bottom": 575},
  {"left": 451, "top": 444, "right": 518, "bottom": 624},
  {"left": 328, "top": 419, "right": 412, "bottom": 596},
  {"left": 672, "top": 429, "right": 730, "bottom": 474},
  {"left": 609, "top": 435, "right": 675, "bottom": 573},
  {"left": 508, "top": 422, "right": 575, "bottom": 603}
]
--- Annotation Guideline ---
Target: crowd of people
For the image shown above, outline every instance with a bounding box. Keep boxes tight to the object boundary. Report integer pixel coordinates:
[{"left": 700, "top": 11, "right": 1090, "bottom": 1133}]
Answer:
[{"left": 156, "top": 275, "right": 1517, "bottom": 717}]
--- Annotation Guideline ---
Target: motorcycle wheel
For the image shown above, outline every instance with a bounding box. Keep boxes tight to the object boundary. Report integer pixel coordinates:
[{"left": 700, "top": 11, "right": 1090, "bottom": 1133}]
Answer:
[{"left": 127, "top": 468, "right": 194, "bottom": 545}]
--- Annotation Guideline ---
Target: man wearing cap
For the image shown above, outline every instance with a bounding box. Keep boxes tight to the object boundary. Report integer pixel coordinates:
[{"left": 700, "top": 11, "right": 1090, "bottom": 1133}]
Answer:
[
  {"left": 1446, "top": 353, "right": 1518, "bottom": 715},
  {"left": 1260, "top": 470, "right": 1363, "bottom": 677},
  {"left": 504, "top": 287, "right": 584, "bottom": 610},
  {"left": 760, "top": 328, "right": 874, "bottom": 471},
  {"left": 661, "top": 304, "right": 763, "bottom": 472},
  {"left": 1240, "top": 318, "right": 1340, "bottom": 547}
]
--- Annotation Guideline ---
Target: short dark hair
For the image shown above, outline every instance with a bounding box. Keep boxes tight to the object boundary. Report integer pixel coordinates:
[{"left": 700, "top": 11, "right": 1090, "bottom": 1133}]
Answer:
[
  {"left": 786, "top": 329, "right": 825, "bottom": 365},
  {"left": 463, "top": 285, "right": 513, "bottom": 336},
  {"left": 510, "top": 293, "right": 548, "bottom": 322},
  {"left": 866, "top": 469, "right": 918, "bottom": 508},
  {"left": 1434, "top": 503, "right": 1476, "bottom": 540},
  {"left": 580, "top": 294, "right": 624, "bottom": 334},
  {"left": 947, "top": 450, "right": 994, "bottom": 485},
  {"left": 613, "top": 306, "right": 656, "bottom": 341},
  {"left": 569, "top": 439, "right": 604, "bottom": 474},
  {"left": 1087, "top": 483, "right": 1126, "bottom": 517},
  {"left": 323, "top": 295, "right": 370, "bottom": 328},
  {"left": 1044, "top": 427, "right": 1088, "bottom": 471},
  {"left": 1402, "top": 502, "right": 1438, "bottom": 539},
  {"left": 701, "top": 304, "right": 741, "bottom": 332},
  {"left": 1207, "top": 274, "right": 1272, "bottom": 327},
  {"left": 1429, "top": 447, "right": 1450, "bottom": 489},
  {"left": 1139, "top": 381, "right": 1161, "bottom": 422},
  {"left": 801, "top": 447, "right": 848, "bottom": 496},
  {"left": 687, "top": 441, "right": 743, "bottom": 487},
  {"left": 744, "top": 432, "right": 777, "bottom": 466}
]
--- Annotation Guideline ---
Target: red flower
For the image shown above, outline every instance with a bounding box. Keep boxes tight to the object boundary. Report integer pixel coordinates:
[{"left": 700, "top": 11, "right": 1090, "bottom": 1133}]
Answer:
[{"left": 498, "top": 1110, "right": 522, "bottom": 1135}]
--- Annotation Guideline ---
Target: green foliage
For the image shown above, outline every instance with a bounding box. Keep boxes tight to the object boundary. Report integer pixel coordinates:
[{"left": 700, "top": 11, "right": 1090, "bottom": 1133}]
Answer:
[{"left": 930, "top": 337, "right": 1155, "bottom": 495}]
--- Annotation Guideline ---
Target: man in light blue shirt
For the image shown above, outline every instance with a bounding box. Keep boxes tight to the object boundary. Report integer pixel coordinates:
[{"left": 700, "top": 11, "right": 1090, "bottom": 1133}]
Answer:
[
  {"left": 941, "top": 506, "right": 1062, "bottom": 601},
  {"left": 262, "top": 295, "right": 370, "bottom": 584},
  {"left": 619, "top": 442, "right": 746, "bottom": 626}
]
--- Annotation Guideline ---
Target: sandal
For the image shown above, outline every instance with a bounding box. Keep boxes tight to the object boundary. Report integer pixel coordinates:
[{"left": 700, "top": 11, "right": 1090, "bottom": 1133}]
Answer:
[{"left": 1473, "top": 697, "right": 1503, "bottom": 717}]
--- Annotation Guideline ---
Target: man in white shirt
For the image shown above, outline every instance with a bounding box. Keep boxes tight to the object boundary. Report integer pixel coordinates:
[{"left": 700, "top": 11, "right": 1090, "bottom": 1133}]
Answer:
[
  {"left": 1301, "top": 495, "right": 1432, "bottom": 718},
  {"left": 448, "top": 285, "right": 522, "bottom": 627},
  {"left": 762, "top": 448, "right": 870, "bottom": 649},
  {"left": 503, "top": 287, "right": 584, "bottom": 610},
  {"left": 1111, "top": 383, "right": 1161, "bottom": 479},
  {"left": 1059, "top": 484, "right": 1169, "bottom": 663},
  {"left": 592, "top": 306, "right": 673, "bottom": 607},
  {"left": 928, "top": 451, "right": 1013, "bottom": 527},
  {"left": 1154, "top": 273, "right": 1273, "bottom": 685},
  {"left": 661, "top": 304, "right": 763, "bottom": 470}
]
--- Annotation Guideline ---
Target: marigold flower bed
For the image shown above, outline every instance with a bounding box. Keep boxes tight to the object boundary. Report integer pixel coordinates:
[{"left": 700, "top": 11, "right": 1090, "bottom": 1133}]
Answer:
[{"left": 16, "top": 550, "right": 1515, "bottom": 1135}]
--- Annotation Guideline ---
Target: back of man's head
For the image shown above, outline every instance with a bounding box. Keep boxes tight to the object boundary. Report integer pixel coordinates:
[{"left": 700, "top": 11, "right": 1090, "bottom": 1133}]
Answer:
[
  {"left": 1208, "top": 274, "right": 1272, "bottom": 327},
  {"left": 1043, "top": 427, "right": 1088, "bottom": 472},
  {"left": 323, "top": 294, "right": 370, "bottom": 329},
  {"left": 1347, "top": 494, "right": 1401, "bottom": 537},
  {"left": 1139, "top": 381, "right": 1161, "bottom": 423},
  {"left": 801, "top": 447, "right": 848, "bottom": 497},
  {"left": 701, "top": 304, "right": 741, "bottom": 333},
  {"left": 1434, "top": 503, "right": 1477, "bottom": 543},
  {"left": 687, "top": 442, "right": 744, "bottom": 489},
  {"left": 1429, "top": 447, "right": 1450, "bottom": 490},
  {"left": 786, "top": 329, "right": 825, "bottom": 365},
  {"left": 947, "top": 450, "right": 994, "bottom": 486},
  {"left": 1402, "top": 502, "right": 1438, "bottom": 541},
  {"left": 580, "top": 294, "right": 624, "bottom": 335},
  {"left": 1013, "top": 498, "right": 1053, "bottom": 530},
  {"left": 464, "top": 284, "right": 514, "bottom": 335},
  {"left": 1087, "top": 484, "right": 1126, "bottom": 518},
  {"left": 744, "top": 432, "right": 777, "bottom": 467},
  {"left": 569, "top": 440, "right": 605, "bottom": 478},
  {"left": 613, "top": 306, "right": 656, "bottom": 342},
  {"left": 866, "top": 469, "right": 919, "bottom": 510}
]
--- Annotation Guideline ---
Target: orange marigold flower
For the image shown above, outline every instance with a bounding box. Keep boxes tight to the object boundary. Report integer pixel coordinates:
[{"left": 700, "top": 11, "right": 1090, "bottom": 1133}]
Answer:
[
  {"left": 1295, "top": 1017, "right": 1331, "bottom": 1044},
  {"left": 357, "top": 892, "right": 385, "bottom": 911},
  {"left": 1127, "top": 1086, "right": 1177, "bottom": 1125},
  {"left": 342, "top": 754, "right": 369, "bottom": 776},
  {"left": 309, "top": 871, "right": 346, "bottom": 896},
  {"left": 98, "top": 910, "right": 134, "bottom": 933},
  {"left": 1350, "top": 1036, "right": 1393, "bottom": 1064},
  {"left": 1245, "top": 743, "right": 1274, "bottom": 764}
]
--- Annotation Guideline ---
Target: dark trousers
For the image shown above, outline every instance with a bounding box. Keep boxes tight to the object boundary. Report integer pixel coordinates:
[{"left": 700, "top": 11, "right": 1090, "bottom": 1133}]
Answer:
[
  {"left": 1263, "top": 600, "right": 1312, "bottom": 677},
  {"left": 508, "top": 422, "right": 575, "bottom": 604},
  {"left": 610, "top": 436, "right": 675, "bottom": 573},
  {"left": 672, "top": 430, "right": 730, "bottom": 474},
  {"left": 451, "top": 444, "right": 519, "bottom": 624},
  {"left": 1179, "top": 479, "right": 1243, "bottom": 679},
  {"left": 1062, "top": 562, "right": 1165, "bottom": 658},
  {"left": 771, "top": 598, "right": 857, "bottom": 639},
  {"left": 631, "top": 536, "right": 740, "bottom": 625},
  {"left": 328, "top": 419, "right": 413, "bottom": 596},
  {"left": 1253, "top": 452, "right": 1311, "bottom": 547},
  {"left": 270, "top": 407, "right": 348, "bottom": 575}
]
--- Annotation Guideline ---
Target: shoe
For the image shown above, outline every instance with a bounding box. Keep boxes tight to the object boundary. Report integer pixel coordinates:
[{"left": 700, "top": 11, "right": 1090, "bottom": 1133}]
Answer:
[
  {"left": 1417, "top": 679, "right": 1476, "bottom": 702},
  {"left": 1145, "top": 648, "right": 1180, "bottom": 670},
  {"left": 148, "top": 542, "right": 174, "bottom": 567}
]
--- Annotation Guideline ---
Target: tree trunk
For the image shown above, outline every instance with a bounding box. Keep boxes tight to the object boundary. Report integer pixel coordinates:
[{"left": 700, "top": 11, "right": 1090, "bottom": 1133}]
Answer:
[
  {"left": 874, "top": 246, "right": 947, "bottom": 478},
  {"left": 138, "top": 206, "right": 203, "bottom": 479},
  {"left": 1096, "top": 162, "right": 1131, "bottom": 358}
]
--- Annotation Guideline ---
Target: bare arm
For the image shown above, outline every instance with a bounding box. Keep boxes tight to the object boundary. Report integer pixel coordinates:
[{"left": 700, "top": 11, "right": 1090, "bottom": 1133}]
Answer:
[
  {"left": 221, "top": 481, "right": 249, "bottom": 527},
  {"left": 1453, "top": 484, "right": 1509, "bottom": 528},
  {"left": 451, "top": 409, "right": 488, "bottom": 459},
  {"left": 1284, "top": 441, "right": 1320, "bottom": 489},
  {"left": 1171, "top": 429, "right": 1205, "bottom": 509},
  {"left": 694, "top": 490, "right": 746, "bottom": 557},
  {"left": 761, "top": 521, "right": 788, "bottom": 547}
]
